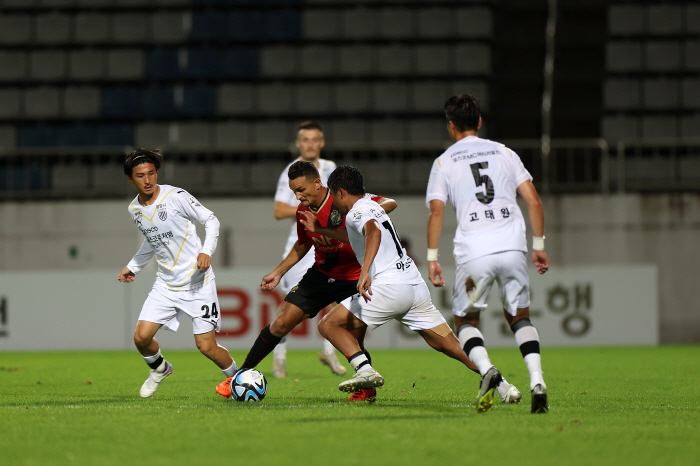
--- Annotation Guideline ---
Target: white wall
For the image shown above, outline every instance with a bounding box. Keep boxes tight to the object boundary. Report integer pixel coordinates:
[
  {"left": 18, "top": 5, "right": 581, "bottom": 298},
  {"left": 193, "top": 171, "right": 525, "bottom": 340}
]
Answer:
[{"left": 0, "top": 192, "right": 698, "bottom": 342}]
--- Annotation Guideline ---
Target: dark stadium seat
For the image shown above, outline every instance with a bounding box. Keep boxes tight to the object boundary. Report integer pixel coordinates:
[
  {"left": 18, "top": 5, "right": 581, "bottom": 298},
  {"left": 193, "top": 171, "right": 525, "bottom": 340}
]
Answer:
[
  {"left": 264, "top": 10, "right": 301, "bottom": 40},
  {"left": 181, "top": 84, "right": 217, "bottom": 116},
  {"left": 140, "top": 86, "right": 176, "bottom": 118},
  {"left": 57, "top": 124, "right": 97, "bottom": 146},
  {"left": 145, "top": 48, "right": 180, "bottom": 80},
  {"left": 220, "top": 48, "right": 259, "bottom": 78},
  {"left": 17, "top": 125, "right": 57, "bottom": 147},
  {"left": 190, "top": 11, "right": 227, "bottom": 41},
  {"left": 102, "top": 86, "right": 141, "bottom": 118},
  {"left": 184, "top": 48, "right": 222, "bottom": 78},
  {"left": 97, "top": 124, "right": 134, "bottom": 146},
  {"left": 227, "top": 11, "right": 264, "bottom": 41}
]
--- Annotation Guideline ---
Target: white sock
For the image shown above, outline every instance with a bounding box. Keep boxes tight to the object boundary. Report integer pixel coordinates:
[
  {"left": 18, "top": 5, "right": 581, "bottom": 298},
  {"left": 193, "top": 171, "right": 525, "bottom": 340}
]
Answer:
[
  {"left": 348, "top": 352, "right": 373, "bottom": 373},
  {"left": 322, "top": 339, "right": 335, "bottom": 356},
  {"left": 514, "top": 325, "right": 545, "bottom": 390},
  {"left": 457, "top": 325, "right": 492, "bottom": 376},
  {"left": 273, "top": 338, "right": 287, "bottom": 359},
  {"left": 524, "top": 354, "right": 546, "bottom": 390},
  {"left": 221, "top": 360, "right": 238, "bottom": 378},
  {"left": 142, "top": 350, "right": 166, "bottom": 372}
]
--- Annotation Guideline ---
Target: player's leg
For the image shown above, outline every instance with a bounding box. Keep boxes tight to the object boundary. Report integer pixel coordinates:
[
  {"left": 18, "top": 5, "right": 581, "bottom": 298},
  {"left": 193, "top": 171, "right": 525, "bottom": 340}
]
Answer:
[
  {"left": 271, "top": 300, "right": 288, "bottom": 378},
  {"left": 194, "top": 330, "right": 237, "bottom": 374},
  {"left": 318, "top": 302, "right": 347, "bottom": 375}
]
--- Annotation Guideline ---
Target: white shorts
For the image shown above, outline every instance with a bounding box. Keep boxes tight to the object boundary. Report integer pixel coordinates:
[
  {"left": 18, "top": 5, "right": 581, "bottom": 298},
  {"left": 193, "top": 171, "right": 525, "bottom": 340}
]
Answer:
[
  {"left": 453, "top": 250, "right": 530, "bottom": 317},
  {"left": 340, "top": 282, "right": 446, "bottom": 332},
  {"left": 139, "top": 279, "right": 221, "bottom": 335},
  {"left": 279, "top": 252, "right": 315, "bottom": 295}
]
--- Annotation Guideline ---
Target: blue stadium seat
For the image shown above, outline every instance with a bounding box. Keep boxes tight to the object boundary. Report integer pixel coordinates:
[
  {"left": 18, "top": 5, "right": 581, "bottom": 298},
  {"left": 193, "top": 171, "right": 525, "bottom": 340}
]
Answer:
[
  {"left": 102, "top": 86, "right": 141, "bottom": 118},
  {"left": 221, "top": 48, "right": 259, "bottom": 78},
  {"left": 17, "top": 125, "right": 57, "bottom": 147},
  {"left": 57, "top": 124, "right": 97, "bottom": 146},
  {"left": 145, "top": 48, "right": 180, "bottom": 79},
  {"left": 141, "top": 87, "right": 176, "bottom": 118},
  {"left": 264, "top": 10, "right": 301, "bottom": 40},
  {"left": 97, "top": 125, "right": 134, "bottom": 146},
  {"left": 180, "top": 84, "right": 216, "bottom": 116},
  {"left": 0, "top": 165, "right": 48, "bottom": 191},
  {"left": 227, "top": 11, "right": 263, "bottom": 41},
  {"left": 184, "top": 48, "right": 222, "bottom": 78},
  {"left": 191, "top": 11, "right": 226, "bottom": 41}
]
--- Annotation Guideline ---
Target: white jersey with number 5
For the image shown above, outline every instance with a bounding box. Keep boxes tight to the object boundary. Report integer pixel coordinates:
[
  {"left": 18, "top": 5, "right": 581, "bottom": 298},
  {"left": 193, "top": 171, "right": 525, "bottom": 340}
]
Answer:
[
  {"left": 425, "top": 135, "right": 532, "bottom": 263},
  {"left": 345, "top": 197, "right": 423, "bottom": 286}
]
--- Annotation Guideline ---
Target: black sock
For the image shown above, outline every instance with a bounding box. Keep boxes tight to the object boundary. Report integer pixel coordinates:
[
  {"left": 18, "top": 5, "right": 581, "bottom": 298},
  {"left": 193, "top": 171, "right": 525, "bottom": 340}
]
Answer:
[
  {"left": 242, "top": 325, "right": 283, "bottom": 370},
  {"left": 363, "top": 348, "right": 372, "bottom": 366}
]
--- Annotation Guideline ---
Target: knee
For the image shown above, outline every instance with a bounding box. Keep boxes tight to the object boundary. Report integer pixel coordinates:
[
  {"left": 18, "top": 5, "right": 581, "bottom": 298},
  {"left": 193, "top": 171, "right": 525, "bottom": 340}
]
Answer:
[
  {"left": 196, "top": 338, "right": 215, "bottom": 356},
  {"left": 318, "top": 316, "right": 331, "bottom": 339},
  {"left": 133, "top": 329, "right": 151, "bottom": 348}
]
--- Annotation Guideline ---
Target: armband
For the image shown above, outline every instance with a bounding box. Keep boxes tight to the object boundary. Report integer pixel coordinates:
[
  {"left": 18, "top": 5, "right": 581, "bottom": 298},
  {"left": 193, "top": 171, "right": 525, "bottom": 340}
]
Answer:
[
  {"left": 532, "top": 236, "right": 545, "bottom": 251},
  {"left": 427, "top": 249, "right": 439, "bottom": 261}
]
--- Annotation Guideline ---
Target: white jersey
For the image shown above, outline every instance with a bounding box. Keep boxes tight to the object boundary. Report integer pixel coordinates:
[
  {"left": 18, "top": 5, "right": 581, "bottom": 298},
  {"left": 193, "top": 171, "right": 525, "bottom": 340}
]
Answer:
[
  {"left": 345, "top": 197, "right": 423, "bottom": 286},
  {"left": 426, "top": 135, "right": 532, "bottom": 264},
  {"left": 126, "top": 184, "right": 220, "bottom": 291},
  {"left": 274, "top": 157, "right": 337, "bottom": 258}
]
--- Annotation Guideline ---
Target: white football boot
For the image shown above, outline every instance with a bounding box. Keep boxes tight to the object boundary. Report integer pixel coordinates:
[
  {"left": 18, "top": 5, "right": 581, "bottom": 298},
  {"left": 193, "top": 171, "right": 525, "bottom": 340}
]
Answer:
[
  {"left": 140, "top": 361, "right": 173, "bottom": 398},
  {"left": 338, "top": 368, "right": 384, "bottom": 393},
  {"left": 497, "top": 377, "right": 523, "bottom": 404},
  {"left": 319, "top": 352, "right": 347, "bottom": 375}
]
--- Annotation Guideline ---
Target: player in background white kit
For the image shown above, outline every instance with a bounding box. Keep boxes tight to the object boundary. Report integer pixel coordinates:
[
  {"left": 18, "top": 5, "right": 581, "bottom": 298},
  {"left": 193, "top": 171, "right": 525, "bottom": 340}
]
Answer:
[
  {"left": 271, "top": 121, "right": 345, "bottom": 378},
  {"left": 117, "top": 149, "right": 238, "bottom": 397},
  {"left": 426, "top": 95, "right": 550, "bottom": 413},
  {"left": 312, "top": 166, "right": 501, "bottom": 413}
]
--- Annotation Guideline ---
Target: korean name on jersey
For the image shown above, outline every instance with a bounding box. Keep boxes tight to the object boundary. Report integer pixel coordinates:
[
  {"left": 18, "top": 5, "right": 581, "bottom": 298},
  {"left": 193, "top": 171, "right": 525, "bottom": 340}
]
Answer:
[
  {"left": 426, "top": 136, "right": 533, "bottom": 263},
  {"left": 345, "top": 197, "right": 423, "bottom": 286},
  {"left": 127, "top": 185, "right": 218, "bottom": 291}
]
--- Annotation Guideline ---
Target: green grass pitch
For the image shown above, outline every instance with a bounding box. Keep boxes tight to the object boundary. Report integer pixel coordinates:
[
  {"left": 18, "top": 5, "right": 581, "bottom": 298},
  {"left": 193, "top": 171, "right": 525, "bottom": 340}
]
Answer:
[{"left": 1, "top": 346, "right": 699, "bottom": 466}]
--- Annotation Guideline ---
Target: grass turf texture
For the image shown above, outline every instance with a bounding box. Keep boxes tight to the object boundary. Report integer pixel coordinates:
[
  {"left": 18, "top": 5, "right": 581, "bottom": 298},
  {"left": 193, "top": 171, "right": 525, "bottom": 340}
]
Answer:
[{"left": 1, "top": 346, "right": 698, "bottom": 466}]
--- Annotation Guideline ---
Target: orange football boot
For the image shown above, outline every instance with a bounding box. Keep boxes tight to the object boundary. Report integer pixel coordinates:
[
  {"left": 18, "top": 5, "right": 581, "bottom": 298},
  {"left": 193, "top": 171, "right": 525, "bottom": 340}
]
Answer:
[
  {"left": 216, "top": 377, "right": 233, "bottom": 398},
  {"left": 347, "top": 388, "right": 376, "bottom": 402}
]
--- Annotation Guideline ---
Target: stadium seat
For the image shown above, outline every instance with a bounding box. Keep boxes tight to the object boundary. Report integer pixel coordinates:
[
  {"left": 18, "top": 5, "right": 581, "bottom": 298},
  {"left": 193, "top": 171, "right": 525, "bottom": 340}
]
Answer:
[
  {"left": 107, "top": 49, "right": 145, "bottom": 80},
  {"left": 417, "top": 7, "right": 453, "bottom": 38},
  {"left": 214, "top": 121, "right": 251, "bottom": 149},
  {"left": 145, "top": 48, "right": 181, "bottom": 79},
  {"left": 0, "top": 14, "right": 32, "bottom": 44},
  {"left": 454, "top": 45, "right": 491, "bottom": 74},
  {"left": 63, "top": 86, "right": 101, "bottom": 118},
  {"left": 92, "top": 164, "right": 126, "bottom": 192},
  {"left": 408, "top": 119, "right": 445, "bottom": 143},
  {"left": 604, "top": 79, "right": 640, "bottom": 110},
  {"left": 102, "top": 86, "right": 141, "bottom": 118},
  {"left": 608, "top": 5, "right": 644, "bottom": 35},
  {"left": 606, "top": 42, "right": 642, "bottom": 72},
  {"left": 51, "top": 164, "right": 89, "bottom": 191},
  {"left": 338, "top": 45, "right": 374, "bottom": 76},
  {"left": 183, "top": 48, "right": 221, "bottom": 78},
  {"left": 682, "top": 78, "right": 700, "bottom": 109},
  {"left": 0, "top": 89, "right": 21, "bottom": 119},
  {"left": 175, "top": 122, "right": 212, "bottom": 149},
  {"left": 30, "top": 51, "right": 67, "bottom": 80},
  {"left": 686, "top": 41, "right": 700, "bottom": 70},
  {"left": 1, "top": 165, "right": 49, "bottom": 191},
  {"left": 376, "top": 44, "right": 411, "bottom": 76},
  {"left": 689, "top": 5, "right": 700, "bottom": 33},
  {"left": 681, "top": 115, "right": 700, "bottom": 137},
  {"left": 56, "top": 124, "right": 97, "bottom": 146},
  {"left": 151, "top": 12, "right": 189, "bottom": 44},
  {"left": 300, "top": 45, "right": 335, "bottom": 76},
  {"left": 180, "top": 84, "right": 216, "bottom": 116},
  {"left": 68, "top": 50, "right": 105, "bottom": 80},
  {"left": 296, "top": 83, "right": 331, "bottom": 114},
  {"left": 341, "top": 8, "right": 377, "bottom": 38},
  {"left": 334, "top": 82, "right": 370, "bottom": 114},
  {"left": 645, "top": 42, "right": 681, "bottom": 71},
  {"left": 24, "top": 87, "right": 61, "bottom": 118},
  {"left": 113, "top": 13, "right": 149, "bottom": 43},
  {"left": 456, "top": 7, "right": 493, "bottom": 38},
  {"left": 404, "top": 159, "right": 435, "bottom": 191},
  {"left": 0, "top": 126, "right": 16, "bottom": 149},
  {"left": 248, "top": 161, "right": 288, "bottom": 191},
  {"left": 373, "top": 82, "right": 409, "bottom": 112},
  {"left": 260, "top": 45, "right": 297, "bottom": 77},
  {"left": 97, "top": 124, "right": 134, "bottom": 146},
  {"left": 135, "top": 122, "right": 172, "bottom": 149},
  {"left": 218, "top": 83, "right": 256, "bottom": 115},
  {"left": 643, "top": 78, "right": 679, "bottom": 109},
  {"left": 265, "top": 9, "right": 301, "bottom": 40},
  {"left": 415, "top": 45, "right": 451, "bottom": 75},
  {"left": 357, "top": 160, "right": 402, "bottom": 190},
  {"left": 168, "top": 161, "right": 208, "bottom": 191},
  {"left": 190, "top": 11, "right": 226, "bottom": 41},
  {"left": 17, "top": 125, "right": 58, "bottom": 147},
  {"left": 221, "top": 48, "right": 259, "bottom": 78},
  {"left": 648, "top": 5, "right": 682, "bottom": 35},
  {"left": 210, "top": 162, "right": 248, "bottom": 194},
  {"left": 368, "top": 119, "right": 407, "bottom": 144},
  {"left": 35, "top": 13, "right": 71, "bottom": 44},
  {"left": 141, "top": 86, "right": 176, "bottom": 118},
  {"left": 302, "top": 10, "right": 340, "bottom": 39},
  {"left": 227, "top": 11, "right": 263, "bottom": 41},
  {"left": 74, "top": 13, "right": 111, "bottom": 43},
  {"left": 251, "top": 120, "right": 293, "bottom": 146},
  {"left": 329, "top": 119, "right": 368, "bottom": 145},
  {"left": 258, "top": 83, "right": 293, "bottom": 115},
  {"left": 450, "top": 80, "right": 489, "bottom": 110},
  {"left": 0, "top": 52, "right": 27, "bottom": 81},
  {"left": 601, "top": 115, "right": 639, "bottom": 140},
  {"left": 411, "top": 81, "right": 448, "bottom": 112},
  {"left": 641, "top": 116, "right": 677, "bottom": 138},
  {"left": 378, "top": 8, "right": 414, "bottom": 38}
]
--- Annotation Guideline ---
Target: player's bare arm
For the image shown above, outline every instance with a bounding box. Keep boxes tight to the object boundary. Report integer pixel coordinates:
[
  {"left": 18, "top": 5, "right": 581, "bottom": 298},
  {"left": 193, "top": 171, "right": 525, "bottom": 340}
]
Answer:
[
  {"left": 375, "top": 196, "right": 397, "bottom": 214},
  {"left": 273, "top": 201, "right": 298, "bottom": 220},
  {"left": 298, "top": 211, "right": 350, "bottom": 243},
  {"left": 358, "top": 220, "right": 382, "bottom": 302},
  {"left": 261, "top": 241, "right": 313, "bottom": 291},
  {"left": 118, "top": 267, "right": 135, "bottom": 283},
  {"left": 427, "top": 199, "right": 446, "bottom": 286},
  {"left": 517, "top": 180, "right": 549, "bottom": 274}
]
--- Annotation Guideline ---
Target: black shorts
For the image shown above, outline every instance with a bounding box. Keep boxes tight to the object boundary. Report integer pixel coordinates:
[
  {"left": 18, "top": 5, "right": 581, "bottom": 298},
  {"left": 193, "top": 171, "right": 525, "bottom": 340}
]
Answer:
[{"left": 284, "top": 266, "right": 358, "bottom": 318}]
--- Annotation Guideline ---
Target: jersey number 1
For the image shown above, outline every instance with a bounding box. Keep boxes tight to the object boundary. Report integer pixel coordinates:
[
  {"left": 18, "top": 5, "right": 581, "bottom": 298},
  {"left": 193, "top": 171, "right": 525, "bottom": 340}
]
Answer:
[
  {"left": 381, "top": 221, "right": 403, "bottom": 258},
  {"left": 470, "top": 162, "right": 495, "bottom": 204}
]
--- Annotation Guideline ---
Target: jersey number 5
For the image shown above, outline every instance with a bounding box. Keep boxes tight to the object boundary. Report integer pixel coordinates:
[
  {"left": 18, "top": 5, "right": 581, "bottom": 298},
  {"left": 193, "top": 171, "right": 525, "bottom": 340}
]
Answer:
[{"left": 470, "top": 162, "right": 494, "bottom": 204}]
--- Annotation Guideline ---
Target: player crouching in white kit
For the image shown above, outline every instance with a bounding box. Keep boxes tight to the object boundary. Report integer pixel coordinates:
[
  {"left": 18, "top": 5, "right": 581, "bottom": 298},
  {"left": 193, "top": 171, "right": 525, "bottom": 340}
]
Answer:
[
  {"left": 317, "top": 166, "right": 503, "bottom": 413},
  {"left": 117, "top": 149, "right": 238, "bottom": 397}
]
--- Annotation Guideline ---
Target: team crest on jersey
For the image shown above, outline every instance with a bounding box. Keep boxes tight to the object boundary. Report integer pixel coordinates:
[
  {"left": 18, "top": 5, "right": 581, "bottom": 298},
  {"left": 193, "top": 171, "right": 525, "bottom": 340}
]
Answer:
[
  {"left": 329, "top": 207, "right": 343, "bottom": 227},
  {"left": 352, "top": 211, "right": 362, "bottom": 221},
  {"left": 189, "top": 196, "right": 201, "bottom": 208},
  {"left": 157, "top": 204, "right": 167, "bottom": 221},
  {"left": 290, "top": 285, "right": 298, "bottom": 293},
  {"left": 134, "top": 211, "right": 143, "bottom": 226}
]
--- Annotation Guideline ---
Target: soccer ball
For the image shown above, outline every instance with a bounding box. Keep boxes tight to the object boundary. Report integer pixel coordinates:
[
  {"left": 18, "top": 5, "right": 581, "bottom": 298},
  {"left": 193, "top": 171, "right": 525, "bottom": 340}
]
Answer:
[{"left": 230, "top": 369, "right": 267, "bottom": 402}]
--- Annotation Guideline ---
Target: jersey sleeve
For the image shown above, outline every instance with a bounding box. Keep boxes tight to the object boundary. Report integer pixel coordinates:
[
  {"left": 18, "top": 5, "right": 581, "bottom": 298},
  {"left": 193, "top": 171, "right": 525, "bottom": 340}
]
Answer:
[
  {"left": 425, "top": 157, "right": 449, "bottom": 207},
  {"left": 171, "top": 191, "right": 220, "bottom": 255},
  {"left": 347, "top": 207, "right": 375, "bottom": 235},
  {"left": 274, "top": 166, "right": 296, "bottom": 206},
  {"left": 506, "top": 148, "right": 533, "bottom": 186},
  {"left": 126, "top": 238, "right": 155, "bottom": 274}
]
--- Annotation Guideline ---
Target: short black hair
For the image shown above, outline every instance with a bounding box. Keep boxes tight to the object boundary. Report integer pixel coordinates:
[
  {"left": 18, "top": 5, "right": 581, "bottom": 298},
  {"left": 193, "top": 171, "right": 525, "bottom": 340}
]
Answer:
[
  {"left": 124, "top": 148, "right": 164, "bottom": 177},
  {"left": 297, "top": 120, "right": 323, "bottom": 133},
  {"left": 445, "top": 94, "right": 481, "bottom": 132},
  {"left": 327, "top": 165, "right": 365, "bottom": 196},
  {"left": 288, "top": 160, "right": 320, "bottom": 182}
]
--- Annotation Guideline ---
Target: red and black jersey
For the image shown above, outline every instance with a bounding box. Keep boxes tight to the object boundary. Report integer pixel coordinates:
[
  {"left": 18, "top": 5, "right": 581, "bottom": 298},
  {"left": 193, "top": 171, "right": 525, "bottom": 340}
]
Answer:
[{"left": 296, "top": 191, "right": 383, "bottom": 281}]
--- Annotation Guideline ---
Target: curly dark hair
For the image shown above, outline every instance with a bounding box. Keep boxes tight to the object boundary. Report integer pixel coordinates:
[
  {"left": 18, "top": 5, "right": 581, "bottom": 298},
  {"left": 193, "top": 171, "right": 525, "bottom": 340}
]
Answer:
[
  {"left": 123, "top": 148, "right": 163, "bottom": 177},
  {"left": 327, "top": 165, "right": 365, "bottom": 196}
]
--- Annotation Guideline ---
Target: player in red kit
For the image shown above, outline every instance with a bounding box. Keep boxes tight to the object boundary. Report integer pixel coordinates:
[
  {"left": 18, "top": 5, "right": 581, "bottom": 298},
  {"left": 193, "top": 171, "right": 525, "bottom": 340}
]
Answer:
[{"left": 215, "top": 161, "right": 396, "bottom": 400}]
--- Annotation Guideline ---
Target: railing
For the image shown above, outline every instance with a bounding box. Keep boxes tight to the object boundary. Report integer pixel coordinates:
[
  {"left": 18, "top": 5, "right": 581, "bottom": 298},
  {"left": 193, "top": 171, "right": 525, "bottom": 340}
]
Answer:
[{"left": 1, "top": 138, "right": 699, "bottom": 200}]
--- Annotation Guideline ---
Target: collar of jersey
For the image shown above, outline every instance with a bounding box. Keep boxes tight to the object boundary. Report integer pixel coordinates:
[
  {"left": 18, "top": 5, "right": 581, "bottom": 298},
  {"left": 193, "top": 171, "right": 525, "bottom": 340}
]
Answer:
[
  {"left": 130, "top": 186, "right": 178, "bottom": 221},
  {"left": 309, "top": 188, "right": 330, "bottom": 214}
]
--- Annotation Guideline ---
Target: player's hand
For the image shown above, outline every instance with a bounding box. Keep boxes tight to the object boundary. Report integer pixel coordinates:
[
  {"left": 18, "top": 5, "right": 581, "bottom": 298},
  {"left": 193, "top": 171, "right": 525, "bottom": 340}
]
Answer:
[
  {"left": 118, "top": 267, "right": 135, "bottom": 283},
  {"left": 298, "top": 211, "right": 321, "bottom": 233},
  {"left": 532, "top": 250, "right": 549, "bottom": 274},
  {"left": 197, "top": 253, "right": 212, "bottom": 272},
  {"left": 429, "top": 261, "right": 445, "bottom": 287},
  {"left": 357, "top": 271, "right": 373, "bottom": 303},
  {"left": 261, "top": 272, "right": 281, "bottom": 291}
]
